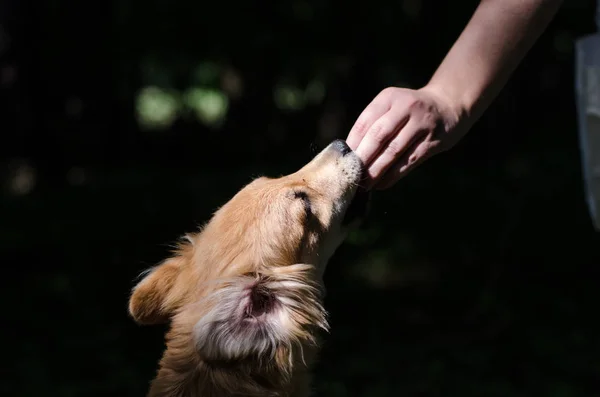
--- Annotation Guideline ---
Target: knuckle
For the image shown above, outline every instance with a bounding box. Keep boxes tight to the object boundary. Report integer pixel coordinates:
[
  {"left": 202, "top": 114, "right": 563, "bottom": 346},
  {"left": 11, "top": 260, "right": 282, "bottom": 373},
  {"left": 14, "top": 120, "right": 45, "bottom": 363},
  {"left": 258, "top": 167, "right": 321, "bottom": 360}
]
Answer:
[
  {"left": 385, "top": 139, "right": 405, "bottom": 155},
  {"left": 353, "top": 119, "right": 370, "bottom": 135},
  {"left": 409, "top": 96, "right": 439, "bottom": 117},
  {"left": 405, "top": 93, "right": 421, "bottom": 105},
  {"left": 422, "top": 111, "right": 437, "bottom": 127},
  {"left": 408, "top": 98, "right": 426, "bottom": 112},
  {"left": 368, "top": 121, "right": 391, "bottom": 144},
  {"left": 380, "top": 87, "right": 399, "bottom": 99},
  {"left": 410, "top": 105, "right": 439, "bottom": 131}
]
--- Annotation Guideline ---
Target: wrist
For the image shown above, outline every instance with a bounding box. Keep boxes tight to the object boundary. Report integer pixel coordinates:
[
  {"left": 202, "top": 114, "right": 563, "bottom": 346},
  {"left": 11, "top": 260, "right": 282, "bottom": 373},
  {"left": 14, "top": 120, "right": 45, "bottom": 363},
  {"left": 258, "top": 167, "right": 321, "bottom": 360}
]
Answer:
[{"left": 419, "top": 83, "right": 473, "bottom": 133}]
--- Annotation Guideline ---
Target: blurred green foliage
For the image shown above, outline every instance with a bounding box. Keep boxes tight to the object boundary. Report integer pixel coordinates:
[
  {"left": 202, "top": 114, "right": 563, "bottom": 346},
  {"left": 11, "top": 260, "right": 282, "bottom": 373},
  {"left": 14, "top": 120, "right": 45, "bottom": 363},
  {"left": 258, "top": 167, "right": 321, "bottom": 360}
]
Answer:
[{"left": 1, "top": 0, "right": 600, "bottom": 396}]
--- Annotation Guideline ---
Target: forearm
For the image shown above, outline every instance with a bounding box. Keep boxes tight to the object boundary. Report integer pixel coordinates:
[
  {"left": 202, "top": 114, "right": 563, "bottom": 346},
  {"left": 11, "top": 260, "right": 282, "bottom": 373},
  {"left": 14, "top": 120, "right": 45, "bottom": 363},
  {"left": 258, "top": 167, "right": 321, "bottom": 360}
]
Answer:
[{"left": 425, "top": 0, "right": 563, "bottom": 127}]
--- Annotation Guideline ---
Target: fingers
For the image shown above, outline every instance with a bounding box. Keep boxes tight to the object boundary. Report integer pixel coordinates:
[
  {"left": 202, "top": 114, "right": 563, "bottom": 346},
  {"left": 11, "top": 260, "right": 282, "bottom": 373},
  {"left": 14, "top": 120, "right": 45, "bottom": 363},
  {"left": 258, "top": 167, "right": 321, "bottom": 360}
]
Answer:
[
  {"left": 374, "top": 138, "right": 441, "bottom": 190},
  {"left": 346, "top": 87, "right": 451, "bottom": 190},
  {"left": 354, "top": 110, "right": 411, "bottom": 168},
  {"left": 346, "top": 97, "right": 390, "bottom": 151},
  {"left": 363, "top": 117, "right": 426, "bottom": 188}
]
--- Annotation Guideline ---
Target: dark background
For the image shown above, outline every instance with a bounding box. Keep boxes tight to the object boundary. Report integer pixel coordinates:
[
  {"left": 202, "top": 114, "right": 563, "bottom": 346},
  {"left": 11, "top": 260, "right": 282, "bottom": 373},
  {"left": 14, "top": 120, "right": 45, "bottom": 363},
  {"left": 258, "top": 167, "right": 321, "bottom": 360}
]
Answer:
[{"left": 2, "top": 0, "right": 600, "bottom": 396}]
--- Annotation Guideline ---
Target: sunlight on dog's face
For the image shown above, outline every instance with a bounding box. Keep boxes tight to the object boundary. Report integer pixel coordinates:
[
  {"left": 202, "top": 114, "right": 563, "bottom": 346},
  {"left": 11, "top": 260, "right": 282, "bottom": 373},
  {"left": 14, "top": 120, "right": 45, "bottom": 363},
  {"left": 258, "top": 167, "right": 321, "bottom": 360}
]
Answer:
[
  {"left": 128, "top": 140, "right": 369, "bottom": 397},
  {"left": 209, "top": 139, "right": 366, "bottom": 279}
]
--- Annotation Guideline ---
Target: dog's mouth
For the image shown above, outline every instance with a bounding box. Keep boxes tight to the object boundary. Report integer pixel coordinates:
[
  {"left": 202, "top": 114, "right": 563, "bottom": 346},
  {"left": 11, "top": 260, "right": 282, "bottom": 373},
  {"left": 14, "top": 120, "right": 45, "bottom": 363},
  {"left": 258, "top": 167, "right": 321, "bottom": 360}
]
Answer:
[{"left": 342, "top": 186, "right": 371, "bottom": 225}]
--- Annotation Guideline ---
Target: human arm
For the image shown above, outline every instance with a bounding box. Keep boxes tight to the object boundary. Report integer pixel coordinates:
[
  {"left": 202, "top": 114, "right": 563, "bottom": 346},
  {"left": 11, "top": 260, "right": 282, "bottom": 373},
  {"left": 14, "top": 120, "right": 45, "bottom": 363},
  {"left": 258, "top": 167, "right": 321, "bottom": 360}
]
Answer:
[{"left": 346, "top": 0, "right": 564, "bottom": 190}]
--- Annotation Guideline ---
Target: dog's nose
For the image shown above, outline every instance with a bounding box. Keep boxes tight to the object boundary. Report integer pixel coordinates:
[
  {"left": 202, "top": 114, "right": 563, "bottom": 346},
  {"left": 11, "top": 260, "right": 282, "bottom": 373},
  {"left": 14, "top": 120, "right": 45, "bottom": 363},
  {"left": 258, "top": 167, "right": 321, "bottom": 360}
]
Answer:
[{"left": 331, "top": 139, "right": 352, "bottom": 156}]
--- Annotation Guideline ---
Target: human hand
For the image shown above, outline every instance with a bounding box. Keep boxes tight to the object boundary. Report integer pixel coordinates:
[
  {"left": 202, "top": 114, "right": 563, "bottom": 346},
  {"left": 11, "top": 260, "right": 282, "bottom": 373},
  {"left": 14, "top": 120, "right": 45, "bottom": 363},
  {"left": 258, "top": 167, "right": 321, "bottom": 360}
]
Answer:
[{"left": 346, "top": 86, "right": 469, "bottom": 190}]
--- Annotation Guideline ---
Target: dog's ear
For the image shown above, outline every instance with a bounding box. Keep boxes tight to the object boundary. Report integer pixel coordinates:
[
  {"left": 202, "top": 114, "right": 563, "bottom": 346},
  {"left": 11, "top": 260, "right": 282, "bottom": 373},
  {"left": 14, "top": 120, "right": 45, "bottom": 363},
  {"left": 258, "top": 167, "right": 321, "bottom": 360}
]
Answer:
[
  {"left": 128, "top": 256, "right": 186, "bottom": 325},
  {"left": 193, "top": 264, "right": 329, "bottom": 368}
]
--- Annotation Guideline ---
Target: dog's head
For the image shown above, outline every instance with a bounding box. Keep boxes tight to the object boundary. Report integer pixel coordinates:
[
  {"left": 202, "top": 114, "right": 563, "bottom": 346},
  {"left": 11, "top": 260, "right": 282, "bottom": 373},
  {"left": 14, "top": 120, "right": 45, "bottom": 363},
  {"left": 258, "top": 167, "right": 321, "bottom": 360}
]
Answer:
[{"left": 128, "top": 140, "right": 369, "bottom": 394}]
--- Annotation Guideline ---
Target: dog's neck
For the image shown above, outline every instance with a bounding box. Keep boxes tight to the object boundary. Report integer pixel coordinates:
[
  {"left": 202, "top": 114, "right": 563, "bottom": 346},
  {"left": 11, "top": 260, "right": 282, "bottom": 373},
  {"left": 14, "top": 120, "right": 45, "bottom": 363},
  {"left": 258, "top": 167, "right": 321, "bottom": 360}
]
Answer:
[
  {"left": 141, "top": 225, "right": 330, "bottom": 397},
  {"left": 147, "top": 327, "right": 319, "bottom": 397}
]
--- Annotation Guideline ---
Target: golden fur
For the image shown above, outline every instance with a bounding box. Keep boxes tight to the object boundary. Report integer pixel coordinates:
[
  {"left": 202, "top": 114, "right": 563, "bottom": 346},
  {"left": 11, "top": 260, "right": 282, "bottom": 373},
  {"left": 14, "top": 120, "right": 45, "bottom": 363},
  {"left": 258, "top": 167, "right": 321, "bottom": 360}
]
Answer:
[{"left": 128, "top": 140, "right": 368, "bottom": 397}]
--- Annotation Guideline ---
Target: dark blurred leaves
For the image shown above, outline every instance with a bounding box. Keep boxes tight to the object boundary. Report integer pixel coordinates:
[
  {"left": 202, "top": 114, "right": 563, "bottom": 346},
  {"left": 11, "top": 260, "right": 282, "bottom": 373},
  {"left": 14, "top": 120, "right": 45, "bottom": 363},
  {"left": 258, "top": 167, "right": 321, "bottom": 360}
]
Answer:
[{"left": 1, "top": 0, "right": 600, "bottom": 396}]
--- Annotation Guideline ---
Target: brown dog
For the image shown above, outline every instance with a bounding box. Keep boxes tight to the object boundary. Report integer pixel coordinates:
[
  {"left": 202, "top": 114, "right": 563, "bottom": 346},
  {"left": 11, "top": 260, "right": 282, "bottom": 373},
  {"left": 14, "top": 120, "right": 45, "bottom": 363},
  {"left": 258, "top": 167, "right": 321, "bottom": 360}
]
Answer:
[{"left": 128, "top": 140, "right": 370, "bottom": 397}]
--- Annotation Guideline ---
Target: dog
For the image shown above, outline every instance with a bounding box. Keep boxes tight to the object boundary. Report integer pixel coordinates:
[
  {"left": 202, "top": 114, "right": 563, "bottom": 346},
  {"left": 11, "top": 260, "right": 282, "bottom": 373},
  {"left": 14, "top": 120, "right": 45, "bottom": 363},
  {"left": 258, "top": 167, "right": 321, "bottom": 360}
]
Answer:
[{"left": 128, "top": 139, "right": 370, "bottom": 397}]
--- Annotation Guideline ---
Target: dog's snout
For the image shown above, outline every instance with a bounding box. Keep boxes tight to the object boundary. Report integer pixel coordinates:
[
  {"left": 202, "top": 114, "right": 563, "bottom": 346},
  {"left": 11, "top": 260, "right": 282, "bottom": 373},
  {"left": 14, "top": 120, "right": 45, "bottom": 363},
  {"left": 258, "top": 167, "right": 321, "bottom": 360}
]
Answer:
[{"left": 331, "top": 139, "right": 352, "bottom": 156}]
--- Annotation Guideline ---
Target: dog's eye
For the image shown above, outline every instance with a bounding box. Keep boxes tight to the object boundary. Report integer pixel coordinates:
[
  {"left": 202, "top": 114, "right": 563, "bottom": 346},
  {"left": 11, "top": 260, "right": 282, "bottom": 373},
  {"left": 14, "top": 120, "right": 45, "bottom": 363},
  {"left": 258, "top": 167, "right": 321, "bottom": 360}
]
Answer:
[{"left": 293, "top": 190, "right": 312, "bottom": 215}]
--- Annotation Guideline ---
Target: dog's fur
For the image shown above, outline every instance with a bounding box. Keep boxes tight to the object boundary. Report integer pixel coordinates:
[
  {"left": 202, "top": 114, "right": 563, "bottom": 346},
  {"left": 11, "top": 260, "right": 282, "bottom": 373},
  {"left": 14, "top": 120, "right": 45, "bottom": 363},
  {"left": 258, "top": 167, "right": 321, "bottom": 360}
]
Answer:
[{"left": 128, "top": 140, "right": 368, "bottom": 397}]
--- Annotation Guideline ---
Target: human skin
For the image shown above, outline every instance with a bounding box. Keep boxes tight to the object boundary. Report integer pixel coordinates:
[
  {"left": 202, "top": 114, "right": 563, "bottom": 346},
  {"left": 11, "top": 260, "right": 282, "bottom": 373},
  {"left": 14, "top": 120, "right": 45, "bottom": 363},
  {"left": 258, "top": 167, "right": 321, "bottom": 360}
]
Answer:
[{"left": 346, "top": 0, "right": 564, "bottom": 190}]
